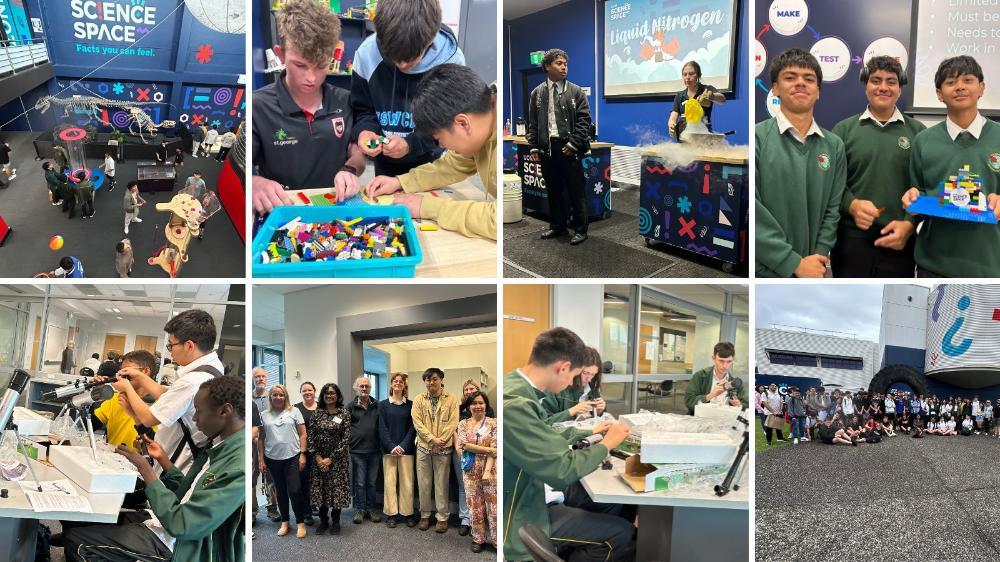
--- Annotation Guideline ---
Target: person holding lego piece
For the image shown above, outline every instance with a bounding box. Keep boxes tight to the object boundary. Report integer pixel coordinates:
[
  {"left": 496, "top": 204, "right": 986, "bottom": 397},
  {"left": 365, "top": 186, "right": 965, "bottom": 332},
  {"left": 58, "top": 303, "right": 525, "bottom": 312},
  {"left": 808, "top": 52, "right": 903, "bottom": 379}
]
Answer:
[
  {"left": 901, "top": 55, "right": 1000, "bottom": 277},
  {"left": 528, "top": 49, "right": 594, "bottom": 246},
  {"left": 831, "top": 56, "right": 926, "bottom": 277},
  {"left": 351, "top": 0, "right": 465, "bottom": 177},
  {"left": 684, "top": 341, "right": 747, "bottom": 415},
  {"left": 504, "top": 327, "right": 635, "bottom": 562},
  {"left": 540, "top": 346, "right": 605, "bottom": 424},
  {"left": 365, "top": 64, "right": 497, "bottom": 239},
  {"left": 756, "top": 49, "right": 846, "bottom": 277},
  {"left": 252, "top": 0, "right": 365, "bottom": 213},
  {"left": 63, "top": 375, "right": 245, "bottom": 562}
]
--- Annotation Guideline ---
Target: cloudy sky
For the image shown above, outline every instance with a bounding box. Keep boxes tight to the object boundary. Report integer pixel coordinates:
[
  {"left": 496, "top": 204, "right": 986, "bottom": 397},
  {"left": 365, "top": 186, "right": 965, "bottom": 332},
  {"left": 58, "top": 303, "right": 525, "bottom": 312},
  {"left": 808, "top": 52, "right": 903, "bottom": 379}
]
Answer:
[{"left": 756, "top": 284, "right": 932, "bottom": 341}]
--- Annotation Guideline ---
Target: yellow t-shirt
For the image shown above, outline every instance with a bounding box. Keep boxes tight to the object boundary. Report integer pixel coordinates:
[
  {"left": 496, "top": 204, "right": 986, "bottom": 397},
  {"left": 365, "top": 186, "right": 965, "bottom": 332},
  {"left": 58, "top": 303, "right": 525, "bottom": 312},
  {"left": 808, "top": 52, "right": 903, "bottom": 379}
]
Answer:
[{"left": 93, "top": 392, "right": 155, "bottom": 451}]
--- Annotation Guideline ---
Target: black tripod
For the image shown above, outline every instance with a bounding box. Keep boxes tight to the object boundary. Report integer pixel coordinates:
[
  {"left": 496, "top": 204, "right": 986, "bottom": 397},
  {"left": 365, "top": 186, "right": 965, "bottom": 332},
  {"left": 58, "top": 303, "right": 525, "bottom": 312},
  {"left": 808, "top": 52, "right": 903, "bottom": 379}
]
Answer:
[{"left": 715, "top": 414, "right": 749, "bottom": 497}]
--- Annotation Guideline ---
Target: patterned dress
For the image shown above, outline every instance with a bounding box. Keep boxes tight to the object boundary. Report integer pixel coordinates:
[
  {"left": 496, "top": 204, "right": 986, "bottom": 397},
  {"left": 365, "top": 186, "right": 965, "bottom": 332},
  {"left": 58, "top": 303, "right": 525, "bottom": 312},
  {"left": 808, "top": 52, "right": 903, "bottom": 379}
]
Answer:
[
  {"left": 457, "top": 416, "right": 498, "bottom": 546},
  {"left": 309, "top": 407, "right": 352, "bottom": 508}
]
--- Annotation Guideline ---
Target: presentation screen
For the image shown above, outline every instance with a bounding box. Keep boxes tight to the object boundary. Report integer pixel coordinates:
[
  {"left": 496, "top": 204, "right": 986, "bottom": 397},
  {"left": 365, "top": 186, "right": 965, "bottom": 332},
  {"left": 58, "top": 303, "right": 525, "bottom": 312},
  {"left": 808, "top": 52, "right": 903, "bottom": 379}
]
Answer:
[
  {"left": 604, "top": 0, "right": 738, "bottom": 98},
  {"left": 909, "top": 0, "right": 1000, "bottom": 113}
]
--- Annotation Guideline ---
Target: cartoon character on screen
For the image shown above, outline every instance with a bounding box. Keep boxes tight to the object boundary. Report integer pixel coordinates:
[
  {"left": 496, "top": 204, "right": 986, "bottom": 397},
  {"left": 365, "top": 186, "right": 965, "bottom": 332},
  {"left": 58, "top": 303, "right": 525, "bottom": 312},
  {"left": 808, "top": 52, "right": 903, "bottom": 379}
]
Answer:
[{"left": 147, "top": 192, "right": 220, "bottom": 277}]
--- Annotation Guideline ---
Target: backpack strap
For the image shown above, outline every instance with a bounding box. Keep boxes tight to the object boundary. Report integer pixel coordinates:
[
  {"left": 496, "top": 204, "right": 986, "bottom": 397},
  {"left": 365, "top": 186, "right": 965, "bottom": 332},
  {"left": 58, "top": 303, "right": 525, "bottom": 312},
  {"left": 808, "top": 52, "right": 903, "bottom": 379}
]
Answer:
[{"left": 169, "top": 363, "right": 223, "bottom": 464}]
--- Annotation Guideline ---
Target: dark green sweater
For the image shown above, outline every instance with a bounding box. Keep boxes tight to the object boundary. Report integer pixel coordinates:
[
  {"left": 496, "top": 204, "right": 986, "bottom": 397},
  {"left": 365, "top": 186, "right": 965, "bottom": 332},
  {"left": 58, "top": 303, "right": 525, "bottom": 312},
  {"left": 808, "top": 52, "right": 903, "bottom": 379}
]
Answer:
[
  {"left": 910, "top": 120, "right": 1000, "bottom": 277},
  {"left": 832, "top": 113, "right": 926, "bottom": 238},
  {"left": 755, "top": 118, "right": 846, "bottom": 277}
]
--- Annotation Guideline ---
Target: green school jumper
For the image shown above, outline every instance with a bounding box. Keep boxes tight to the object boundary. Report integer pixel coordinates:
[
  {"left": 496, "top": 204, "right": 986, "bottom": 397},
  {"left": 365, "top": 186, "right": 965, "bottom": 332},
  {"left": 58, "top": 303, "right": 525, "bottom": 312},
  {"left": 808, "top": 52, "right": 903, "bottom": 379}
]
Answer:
[
  {"left": 755, "top": 118, "right": 846, "bottom": 277},
  {"left": 683, "top": 367, "right": 749, "bottom": 414},
  {"left": 540, "top": 385, "right": 602, "bottom": 424},
  {"left": 910, "top": 120, "right": 1000, "bottom": 277},
  {"left": 146, "top": 427, "right": 246, "bottom": 562},
  {"left": 832, "top": 113, "right": 926, "bottom": 238},
  {"left": 503, "top": 370, "right": 608, "bottom": 561}
]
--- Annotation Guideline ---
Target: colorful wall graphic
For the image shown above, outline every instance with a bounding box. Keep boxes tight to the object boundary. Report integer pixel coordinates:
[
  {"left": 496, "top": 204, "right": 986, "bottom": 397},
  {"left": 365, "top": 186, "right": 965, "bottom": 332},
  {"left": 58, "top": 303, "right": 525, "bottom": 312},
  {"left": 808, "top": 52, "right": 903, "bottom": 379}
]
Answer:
[
  {"left": 639, "top": 156, "right": 748, "bottom": 265},
  {"left": 177, "top": 84, "right": 245, "bottom": 131},
  {"left": 54, "top": 77, "right": 171, "bottom": 128}
]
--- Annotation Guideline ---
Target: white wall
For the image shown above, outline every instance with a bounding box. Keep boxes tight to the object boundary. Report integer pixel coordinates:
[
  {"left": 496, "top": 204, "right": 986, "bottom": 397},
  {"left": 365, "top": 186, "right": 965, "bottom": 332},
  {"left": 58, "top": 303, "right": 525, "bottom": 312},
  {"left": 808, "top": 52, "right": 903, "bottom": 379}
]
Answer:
[
  {"left": 552, "top": 285, "right": 603, "bottom": 346},
  {"left": 405, "top": 342, "right": 498, "bottom": 406},
  {"left": 281, "top": 285, "right": 496, "bottom": 404}
]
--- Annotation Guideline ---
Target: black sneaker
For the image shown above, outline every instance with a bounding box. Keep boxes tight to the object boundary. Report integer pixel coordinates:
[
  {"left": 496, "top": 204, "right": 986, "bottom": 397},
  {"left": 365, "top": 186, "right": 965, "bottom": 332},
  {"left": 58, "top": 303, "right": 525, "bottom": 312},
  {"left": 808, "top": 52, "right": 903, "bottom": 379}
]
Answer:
[
  {"left": 459, "top": 524, "right": 471, "bottom": 536},
  {"left": 267, "top": 511, "right": 281, "bottom": 522},
  {"left": 386, "top": 516, "right": 396, "bottom": 528},
  {"left": 471, "top": 542, "right": 483, "bottom": 553},
  {"left": 304, "top": 514, "right": 314, "bottom": 526},
  {"left": 353, "top": 511, "right": 364, "bottom": 524}
]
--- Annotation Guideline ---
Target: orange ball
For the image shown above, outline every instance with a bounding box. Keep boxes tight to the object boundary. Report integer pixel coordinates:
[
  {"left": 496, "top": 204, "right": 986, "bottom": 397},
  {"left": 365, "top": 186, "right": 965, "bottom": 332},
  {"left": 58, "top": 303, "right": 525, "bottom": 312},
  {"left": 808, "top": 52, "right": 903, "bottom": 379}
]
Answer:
[{"left": 49, "top": 235, "right": 64, "bottom": 251}]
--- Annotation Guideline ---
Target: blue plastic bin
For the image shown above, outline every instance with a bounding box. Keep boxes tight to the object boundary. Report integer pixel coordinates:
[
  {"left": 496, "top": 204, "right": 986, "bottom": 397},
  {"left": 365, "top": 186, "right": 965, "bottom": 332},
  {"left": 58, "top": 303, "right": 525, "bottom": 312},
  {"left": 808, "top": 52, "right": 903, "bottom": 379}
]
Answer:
[{"left": 251, "top": 205, "right": 424, "bottom": 278}]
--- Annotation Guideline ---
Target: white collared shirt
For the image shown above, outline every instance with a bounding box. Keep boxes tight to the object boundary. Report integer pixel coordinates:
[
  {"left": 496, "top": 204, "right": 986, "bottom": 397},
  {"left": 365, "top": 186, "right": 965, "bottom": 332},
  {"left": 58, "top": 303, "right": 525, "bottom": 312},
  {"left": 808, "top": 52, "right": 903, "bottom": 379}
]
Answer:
[
  {"left": 516, "top": 368, "right": 546, "bottom": 404},
  {"left": 859, "top": 106, "right": 904, "bottom": 128},
  {"left": 547, "top": 79, "right": 565, "bottom": 139},
  {"left": 775, "top": 108, "right": 824, "bottom": 144},
  {"left": 946, "top": 112, "right": 987, "bottom": 140}
]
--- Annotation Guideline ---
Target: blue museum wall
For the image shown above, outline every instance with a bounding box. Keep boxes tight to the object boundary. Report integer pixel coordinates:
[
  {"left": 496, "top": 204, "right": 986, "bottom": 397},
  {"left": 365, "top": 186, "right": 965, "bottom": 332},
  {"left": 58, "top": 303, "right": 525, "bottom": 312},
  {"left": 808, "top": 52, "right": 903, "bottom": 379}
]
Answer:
[{"left": 1, "top": 0, "right": 245, "bottom": 132}]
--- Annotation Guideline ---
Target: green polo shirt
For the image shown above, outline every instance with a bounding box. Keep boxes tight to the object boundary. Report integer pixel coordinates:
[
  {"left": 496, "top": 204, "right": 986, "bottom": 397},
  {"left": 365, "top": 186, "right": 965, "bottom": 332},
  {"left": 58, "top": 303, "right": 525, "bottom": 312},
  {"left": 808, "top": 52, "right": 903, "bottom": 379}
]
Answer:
[{"left": 755, "top": 116, "right": 846, "bottom": 277}]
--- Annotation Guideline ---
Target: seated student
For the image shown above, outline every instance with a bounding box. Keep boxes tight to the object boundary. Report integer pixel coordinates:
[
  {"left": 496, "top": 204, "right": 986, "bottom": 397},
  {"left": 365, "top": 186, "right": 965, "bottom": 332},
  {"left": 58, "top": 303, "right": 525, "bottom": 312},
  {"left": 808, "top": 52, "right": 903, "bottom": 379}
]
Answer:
[
  {"left": 352, "top": 0, "right": 465, "bottom": 178},
  {"left": 879, "top": 415, "right": 896, "bottom": 437},
  {"left": 504, "top": 328, "right": 635, "bottom": 562},
  {"left": 912, "top": 415, "right": 925, "bottom": 438},
  {"left": 844, "top": 415, "right": 865, "bottom": 443},
  {"left": 940, "top": 415, "right": 957, "bottom": 436},
  {"left": 924, "top": 416, "right": 940, "bottom": 436},
  {"left": 902, "top": 55, "right": 1000, "bottom": 277},
  {"left": 364, "top": 64, "right": 497, "bottom": 240},
  {"left": 756, "top": 49, "right": 845, "bottom": 277},
  {"left": 831, "top": 56, "right": 926, "bottom": 277},
  {"left": 93, "top": 350, "right": 159, "bottom": 451},
  {"left": 683, "top": 342, "right": 747, "bottom": 414},
  {"left": 63, "top": 376, "right": 245, "bottom": 561},
  {"left": 960, "top": 415, "right": 974, "bottom": 436},
  {"left": 863, "top": 416, "right": 882, "bottom": 440},
  {"left": 817, "top": 415, "right": 855, "bottom": 446},
  {"left": 897, "top": 412, "right": 912, "bottom": 435},
  {"left": 251, "top": 0, "right": 365, "bottom": 212},
  {"left": 540, "top": 346, "right": 605, "bottom": 424}
]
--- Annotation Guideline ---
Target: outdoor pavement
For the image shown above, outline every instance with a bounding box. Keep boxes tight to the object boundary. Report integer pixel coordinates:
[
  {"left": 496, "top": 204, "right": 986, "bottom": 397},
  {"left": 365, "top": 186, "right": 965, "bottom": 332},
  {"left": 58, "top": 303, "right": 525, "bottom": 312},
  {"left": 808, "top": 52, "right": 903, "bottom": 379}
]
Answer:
[{"left": 755, "top": 432, "right": 1000, "bottom": 561}]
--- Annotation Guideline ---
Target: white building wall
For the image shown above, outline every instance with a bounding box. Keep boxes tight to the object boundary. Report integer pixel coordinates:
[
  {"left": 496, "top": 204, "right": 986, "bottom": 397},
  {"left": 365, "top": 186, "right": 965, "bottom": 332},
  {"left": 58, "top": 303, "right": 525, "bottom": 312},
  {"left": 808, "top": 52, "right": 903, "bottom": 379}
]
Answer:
[{"left": 755, "top": 329, "right": 878, "bottom": 390}]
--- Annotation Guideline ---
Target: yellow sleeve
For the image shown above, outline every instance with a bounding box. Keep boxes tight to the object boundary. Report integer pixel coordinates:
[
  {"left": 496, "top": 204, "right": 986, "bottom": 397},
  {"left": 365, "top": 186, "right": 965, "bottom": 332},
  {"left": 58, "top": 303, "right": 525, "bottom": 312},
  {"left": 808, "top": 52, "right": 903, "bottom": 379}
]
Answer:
[
  {"left": 419, "top": 197, "right": 497, "bottom": 240},
  {"left": 398, "top": 150, "right": 478, "bottom": 193},
  {"left": 94, "top": 394, "right": 113, "bottom": 424}
]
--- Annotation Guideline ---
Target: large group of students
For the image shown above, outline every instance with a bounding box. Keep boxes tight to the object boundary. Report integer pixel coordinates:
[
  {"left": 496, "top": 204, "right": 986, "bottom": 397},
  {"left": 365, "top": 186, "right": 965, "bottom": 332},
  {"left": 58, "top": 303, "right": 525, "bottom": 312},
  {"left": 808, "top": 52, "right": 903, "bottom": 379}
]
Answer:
[
  {"left": 756, "top": 384, "right": 1000, "bottom": 447},
  {"left": 251, "top": 367, "right": 498, "bottom": 553}
]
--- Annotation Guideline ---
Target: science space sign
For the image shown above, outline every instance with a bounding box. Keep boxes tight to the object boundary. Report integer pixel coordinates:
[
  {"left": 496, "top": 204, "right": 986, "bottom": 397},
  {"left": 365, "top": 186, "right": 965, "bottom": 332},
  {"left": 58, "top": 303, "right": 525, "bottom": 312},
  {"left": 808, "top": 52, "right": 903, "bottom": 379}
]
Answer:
[{"left": 925, "top": 284, "right": 1000, "bottom": 387}]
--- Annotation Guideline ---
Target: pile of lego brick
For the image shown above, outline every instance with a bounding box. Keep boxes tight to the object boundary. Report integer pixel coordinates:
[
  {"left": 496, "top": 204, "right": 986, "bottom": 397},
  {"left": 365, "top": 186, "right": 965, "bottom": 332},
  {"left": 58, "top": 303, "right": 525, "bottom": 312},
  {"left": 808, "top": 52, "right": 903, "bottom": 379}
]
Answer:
[{"left": 259, "top": 215, "right": 409, "bottom": 264}]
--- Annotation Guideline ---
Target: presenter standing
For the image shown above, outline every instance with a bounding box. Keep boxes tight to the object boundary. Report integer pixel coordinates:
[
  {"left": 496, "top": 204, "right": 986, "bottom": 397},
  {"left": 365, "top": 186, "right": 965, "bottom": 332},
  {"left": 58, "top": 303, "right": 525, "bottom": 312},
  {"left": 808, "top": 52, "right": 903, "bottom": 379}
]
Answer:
[{"left": 668, "top": 61, "right": 725, "bottom": 138}]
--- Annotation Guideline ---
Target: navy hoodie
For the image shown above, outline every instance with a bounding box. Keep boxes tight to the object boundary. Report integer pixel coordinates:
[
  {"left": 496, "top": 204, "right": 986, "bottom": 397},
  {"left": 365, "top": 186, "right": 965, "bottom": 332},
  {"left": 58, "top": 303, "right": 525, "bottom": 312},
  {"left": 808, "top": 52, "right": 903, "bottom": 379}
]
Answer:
[{"left": 350, "top": 24, "right": 465, "bottom": 174}]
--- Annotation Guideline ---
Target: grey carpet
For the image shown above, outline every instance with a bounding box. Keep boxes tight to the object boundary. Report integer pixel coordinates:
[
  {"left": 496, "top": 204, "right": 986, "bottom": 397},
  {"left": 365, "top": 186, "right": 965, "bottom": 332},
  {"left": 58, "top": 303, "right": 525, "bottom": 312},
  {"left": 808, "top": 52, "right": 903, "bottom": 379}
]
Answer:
[
  {"left": 755, "top": 433, "right": 1000, "bottom": 561},
  {"left": 502, "top": 186, "right": 742, "bottom": 278},
  {"left": 252, "top": 510, "right": 495, "bottom": 561},
  {"left": 0, "top": 131, "right": 245, "bottom": 278}
]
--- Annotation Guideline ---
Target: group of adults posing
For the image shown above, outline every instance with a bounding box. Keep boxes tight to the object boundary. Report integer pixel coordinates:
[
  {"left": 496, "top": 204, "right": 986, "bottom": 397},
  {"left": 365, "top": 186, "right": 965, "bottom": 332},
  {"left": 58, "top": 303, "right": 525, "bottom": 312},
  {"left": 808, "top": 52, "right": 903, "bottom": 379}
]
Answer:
[{"left": 252, "top": 367, "right": 497, "bottom": 553}]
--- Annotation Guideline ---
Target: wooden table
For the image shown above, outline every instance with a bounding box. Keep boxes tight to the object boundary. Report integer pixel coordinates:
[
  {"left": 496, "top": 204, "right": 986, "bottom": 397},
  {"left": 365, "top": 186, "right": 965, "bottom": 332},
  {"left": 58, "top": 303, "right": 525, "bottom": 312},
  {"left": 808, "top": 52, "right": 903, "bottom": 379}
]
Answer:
[{"left": 287, "top": 179, "right": 497, "bottom": 278}]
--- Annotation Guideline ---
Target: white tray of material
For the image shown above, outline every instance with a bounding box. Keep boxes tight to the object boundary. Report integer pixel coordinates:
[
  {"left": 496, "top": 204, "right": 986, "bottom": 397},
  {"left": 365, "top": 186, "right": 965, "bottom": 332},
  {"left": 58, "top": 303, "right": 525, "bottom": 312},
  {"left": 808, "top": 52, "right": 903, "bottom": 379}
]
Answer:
[
  {"left": 13, "top": 407, "right": 51, "bottom": 436},
  {"left": 640, "top": 432, "right": 738, "bottom": 465},
  {"left": 49, "top": 446, "right": 139, "bottom": 493}
]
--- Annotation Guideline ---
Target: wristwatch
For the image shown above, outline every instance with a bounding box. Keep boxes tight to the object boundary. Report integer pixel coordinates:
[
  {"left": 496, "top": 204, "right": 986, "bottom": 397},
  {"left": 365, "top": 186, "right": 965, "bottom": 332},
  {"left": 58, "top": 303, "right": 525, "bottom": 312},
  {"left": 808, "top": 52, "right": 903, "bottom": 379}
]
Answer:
[{"left": 341, "top": 164, "right": 359, "bottom": 176}]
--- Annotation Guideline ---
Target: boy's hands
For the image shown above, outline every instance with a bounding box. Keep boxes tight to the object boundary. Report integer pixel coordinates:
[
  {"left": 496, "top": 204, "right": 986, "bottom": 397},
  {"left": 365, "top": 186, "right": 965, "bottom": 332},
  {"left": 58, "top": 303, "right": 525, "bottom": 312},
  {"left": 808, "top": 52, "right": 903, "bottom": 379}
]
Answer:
[
  {"left": 359, "top": 131, "right": 383, "bottom": 157},
  {"left": 902, "top": 187, "right": 920, "bottom": 211},
  {"left": 848, "top": 199, "right": 880, "bottom": 230},
  {"left": 794, "top": 255, "right": 829, "bottom": 278},
  {"left": 874, "top": 220, "right": 914, "bottom": 250}
]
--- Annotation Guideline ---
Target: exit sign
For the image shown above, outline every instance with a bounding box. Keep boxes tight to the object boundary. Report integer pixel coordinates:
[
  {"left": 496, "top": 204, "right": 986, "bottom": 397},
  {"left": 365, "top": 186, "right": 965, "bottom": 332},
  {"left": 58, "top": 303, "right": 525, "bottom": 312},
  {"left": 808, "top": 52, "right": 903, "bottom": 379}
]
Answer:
[{"left": 530, "top": 51, "right": 543, "bottom": 65}]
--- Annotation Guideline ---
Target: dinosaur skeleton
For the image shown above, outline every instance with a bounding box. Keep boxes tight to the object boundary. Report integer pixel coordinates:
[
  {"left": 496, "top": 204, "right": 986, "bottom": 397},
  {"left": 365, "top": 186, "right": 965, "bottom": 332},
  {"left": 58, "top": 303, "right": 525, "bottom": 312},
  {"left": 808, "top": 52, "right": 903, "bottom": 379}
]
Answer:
[{"left": 35, "top": 95, "right": 176, "bottom": 144}]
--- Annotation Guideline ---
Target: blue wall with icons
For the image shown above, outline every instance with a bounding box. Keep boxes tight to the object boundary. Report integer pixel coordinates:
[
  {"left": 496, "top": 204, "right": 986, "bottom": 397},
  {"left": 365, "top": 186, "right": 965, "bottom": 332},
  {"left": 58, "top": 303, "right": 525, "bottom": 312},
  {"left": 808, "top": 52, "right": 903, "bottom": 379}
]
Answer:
[{"left": 1, "top": 0, "right": 245, "bottom": 132}]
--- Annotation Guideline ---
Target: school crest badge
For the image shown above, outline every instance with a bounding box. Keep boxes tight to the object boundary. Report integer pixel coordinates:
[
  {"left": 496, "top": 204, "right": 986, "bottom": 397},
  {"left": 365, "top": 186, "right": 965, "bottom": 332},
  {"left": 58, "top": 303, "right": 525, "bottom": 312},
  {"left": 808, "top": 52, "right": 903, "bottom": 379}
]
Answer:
[
  {"left": 332, "top": 117, "right": 345, "bottom": 139},
  {"left": 898, "top": 136, "right": 911, "bottom": 150},
  {"left": 989, "top": 153, "right": 1000, "bottom": 173},
  {"left": 817, "top": 153, "right": 831, "bottom": 171}
]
